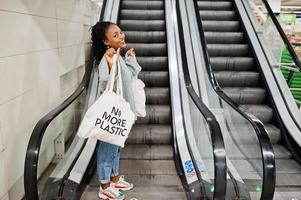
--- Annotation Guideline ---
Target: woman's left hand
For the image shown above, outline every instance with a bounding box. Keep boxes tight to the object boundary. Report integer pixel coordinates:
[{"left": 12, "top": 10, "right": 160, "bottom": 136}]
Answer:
[{"left": 126, "top": 48, "right": 136, "bottom": 57}]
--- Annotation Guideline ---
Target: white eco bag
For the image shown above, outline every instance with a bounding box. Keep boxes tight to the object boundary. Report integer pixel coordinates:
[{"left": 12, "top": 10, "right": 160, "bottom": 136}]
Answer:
[
  {"left": 77, "top": 52, "right": 135, "bottom": 147},
  {"left": 132, "top": 76, "right": 146, "bottom": 117}
]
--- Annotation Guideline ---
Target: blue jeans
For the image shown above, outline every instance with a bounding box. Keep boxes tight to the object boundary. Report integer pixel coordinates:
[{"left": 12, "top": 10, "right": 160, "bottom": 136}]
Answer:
[{"left": 97, "top": 141, "right": 121, "bottom": 184}]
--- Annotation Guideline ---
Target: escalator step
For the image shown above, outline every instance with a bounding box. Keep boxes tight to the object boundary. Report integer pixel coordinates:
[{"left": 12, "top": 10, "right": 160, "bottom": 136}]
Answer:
[
  {"left": 210, "top": 57, "right": 254, "bottom": 71},
  {"left": 273, "top": 144, "right": 292, "bottom": 159},
  {"left": 88, "top": 174, "right": 183, "bottom": 188},
  {"left": 199, "top": 10, "right": 236, "bottom": 21},
  {"left": 207, "top": 44, "right": 249, "bottom": 57},
  {"left": 126, "top": 124, "right": 172, "bottom": 145},
  {"left": 240, "top": 104, "right": 273, "bottom": 124},
  {"left": 137, "top": 56, "right": 168, "bottom": 71},
  {"left": 120, "top": 10, "right": 164, "bottom": 20},
  {"left": 119, "top": 20, "right": 165, "bottom": 31},
  {"left": 276, "top": 160, "right": 301, "bottom": 184},
  {"left": 205, "top": 32, "right": 244, "bottom": 44},
  {"left": 126, "top": 43, "right": 167, "bottom": 56},
  {"left": 123, "top": 0, "right": 163, "bottom": 1},
  {"left": 121, "top": 145, "right": 173, "bottom": 160},
  {"left": 120, "top": 160, "right": 177, "bottom": 175},
  {"left": 116, "top": 174, "right": 185, "bottom": 188},
  {"left": 119, "top": 162, "right": 179, "bottom": 189},
  {"left": 115, "top": 187, "right": 186, "bottom": 200},
  {"left": 223, "top": 87, "right": 266, "bottom": 104},
  {"left": 275, "top": 173, "right": 301, "bottom": 187},
  {"left": 265, "top": 124, "right": 282, "bottom": 144},
  {"left": 125, "top": 31, "right": 166, "bottom": 43},
  {"left": 122, "top": 1, "right": 164, "bottom": 10},
  {"left": 197, "top": 1, "right": 233, "bottom": 10},
  {"left": 136, "top": 105, "right": 170, "bottom": 124},
  {"left": 215, "top": 71, "right": 260, "bottom": 87},
  {"left": 202, "top": 20, "right": 240, "bottom": 32},
  {"left": 138, "top": 71, "right": 169, "bottom": 87},
  {"left": 145, "top": 87, "right": 170, "bottom": 104}
]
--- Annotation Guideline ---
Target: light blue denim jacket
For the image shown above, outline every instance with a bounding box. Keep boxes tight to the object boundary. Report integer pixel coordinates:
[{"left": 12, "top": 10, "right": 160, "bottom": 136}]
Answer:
[{"left": 95, "top": 54, "right": 142, "bottom": 118}]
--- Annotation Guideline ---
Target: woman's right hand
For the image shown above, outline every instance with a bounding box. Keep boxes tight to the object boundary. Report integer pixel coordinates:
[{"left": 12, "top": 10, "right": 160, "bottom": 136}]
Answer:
[
  {"left": 105, "top": 47, "right": 116, "bottom": 68},
  {"left": 105, "top": 48, "right": 121, "bottom": 70}
]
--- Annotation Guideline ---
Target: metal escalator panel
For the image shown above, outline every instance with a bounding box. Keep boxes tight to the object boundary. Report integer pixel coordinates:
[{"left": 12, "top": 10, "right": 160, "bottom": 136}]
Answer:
[{"left": 194, "top": 0, "right": 277, "bottom": 199}]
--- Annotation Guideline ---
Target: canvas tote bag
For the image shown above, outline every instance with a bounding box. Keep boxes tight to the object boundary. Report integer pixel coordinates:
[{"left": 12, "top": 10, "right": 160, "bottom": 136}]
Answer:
[
  {"left": 77, "top": 53, "right": 135, "bottom": 147},
  {"left": 132, "top": 76, "right": 146, "bottom": 117}
]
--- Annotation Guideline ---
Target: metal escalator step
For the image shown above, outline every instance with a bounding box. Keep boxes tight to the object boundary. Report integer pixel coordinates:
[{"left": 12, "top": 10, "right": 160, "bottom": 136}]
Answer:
[
  {"left": 81, "top": 186, "right": 186, "bottom": 200},
  {"left": 126, "top": 43, "right": 167, "bottom": 56},
  {"left": 199, "top": 10, "right": 236, "bottom": 20},
  {"left": 137, "top": 56, "right": 168, "bottom": 71},
  {"left": 120, "top": 160, "right": 176, "bottom": 174},
  {"left": 198, "top": 1, "right": 233, "bottom": 10},
  {"left": 88, "top": 174, "right": 182, "bottom": 187},
  {"left": 120, "top": 10, "right": 164, "bottom": 20},
  {"left": 202, "top": 20, "right": 240, "bottom": 32},
  {"left": 136, "top": 105, "right": 170, "bottom": 124},
  {"left": 145, "top": 87, "right": 170, "bottom": 104},
  {"left": 126, "top": 124, "right": 171, "bottom": 145},
  {"left": 273, "top": 144, "right": 292, "bottom": 159},
  {"left": 215, "top": 71, "right": 260, "bottom": 87},
  {"left": 240, "top": 104, "right": 273, "bottom": 124},
  {"left": 115, "top": 175, "right": 183, "bottom": 187},
  {"left": 275, "top": 159, "right": 301, "bottom": 173},
  {"left": 123, "top": 0, "right": 163, "bottom": 1},
  {"left": 118, "top": 188, "right": 186, "bottom": 200},
  {"left": 208, "top": 44, "right": 249, "bottom": 57},
  {"left": 223, "top": 87, "right": 266, "bottom": 104},
  {"left": 119, "top": 20, "right": 165, "bottom": 31},
  {"left": 122, "top": 1, "right": 164, "bottom": 10},
  {"left": 124, "top": 31, "right": 166, "bottom": 43},
  {"left": 210, "top": 57, "right": 254, "bottom": 71},
  {"left": 265, "top": 124, "right": 281, "bottom": 144},
  {"left": 121, "top": 145, "right": 173, "bottom": 160},
  {"left": 138, "top": 71, "right": 169, "bottom": 87},
  {"left": 275, "top": 173, "right": 301, "bottom": 187},
  {"left": 205, "top": 32, "right": 244, "bottom": 44}
]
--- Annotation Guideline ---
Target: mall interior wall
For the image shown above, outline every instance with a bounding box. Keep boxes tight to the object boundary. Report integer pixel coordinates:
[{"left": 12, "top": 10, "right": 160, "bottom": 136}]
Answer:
[{"left": 0, "top": 0, "right": 102, "bottom": 199}]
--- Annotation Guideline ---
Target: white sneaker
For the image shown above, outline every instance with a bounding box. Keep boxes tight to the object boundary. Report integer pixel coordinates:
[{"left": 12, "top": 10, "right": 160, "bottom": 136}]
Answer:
[
  {"left": 98, "top": 185, "right": 125, "bottom": 200},
  {"left": 111, "top": 175, "right": 134, "bottom": 191}
]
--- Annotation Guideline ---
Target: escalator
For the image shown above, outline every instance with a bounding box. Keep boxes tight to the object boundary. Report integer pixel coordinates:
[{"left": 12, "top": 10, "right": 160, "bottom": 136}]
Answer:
[
  {"left": 194, "top": 0, "right": 301, "bottom": 197},
  {"left": 81, "top": 1, "right": 187, "bottom": 199},
  {"left": 24, "top": 0, "right": 228, "bottom": 200}
]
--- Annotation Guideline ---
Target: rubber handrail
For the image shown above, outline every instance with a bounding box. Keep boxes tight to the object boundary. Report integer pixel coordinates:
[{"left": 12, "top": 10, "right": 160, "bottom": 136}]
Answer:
[
  {"left": 175, "top": 0, "right": 227, "bottom": 199},
  {"left": 192, "top": 0, "right": 276, "bottom": 199},
  {"left": 23, "top": 1, "right": 107, "bottom": 199}
]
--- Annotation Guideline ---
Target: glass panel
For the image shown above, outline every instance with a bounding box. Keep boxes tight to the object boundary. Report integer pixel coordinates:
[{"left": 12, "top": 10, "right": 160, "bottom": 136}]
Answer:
[
  {"left": 247, "top": 0, "right": 301, "bottom": 109},
  {"left": 36, "top": 90, "right": 86, "bottom": 197},
  {"left": 179, "top": 79, "right": 216, "bottom": 199},
  {"left": 197, "top": 50, "right": 264, "bottom": 199}
]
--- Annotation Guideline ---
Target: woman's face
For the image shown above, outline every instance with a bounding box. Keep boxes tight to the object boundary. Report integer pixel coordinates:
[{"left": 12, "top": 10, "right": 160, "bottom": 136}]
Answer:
[{"left": 103, "top": 24, "right": 126, "bottom": 49}]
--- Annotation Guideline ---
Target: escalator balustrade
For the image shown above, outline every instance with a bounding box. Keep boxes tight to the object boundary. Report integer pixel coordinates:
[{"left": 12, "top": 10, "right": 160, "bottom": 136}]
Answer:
[{"left": 197, "top": 0, "right": 301, "bottom": 192}]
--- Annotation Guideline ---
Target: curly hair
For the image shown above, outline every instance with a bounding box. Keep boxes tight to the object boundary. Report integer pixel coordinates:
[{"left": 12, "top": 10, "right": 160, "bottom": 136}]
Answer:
[{"left": 91, "top": 21, "right": 116, "bottom": 64}]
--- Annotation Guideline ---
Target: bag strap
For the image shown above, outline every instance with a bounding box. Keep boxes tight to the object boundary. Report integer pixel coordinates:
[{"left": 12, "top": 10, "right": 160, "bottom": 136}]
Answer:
[
  {"left": 105, "top": 48, "right": 120, "bottom": 92},
  {"left": 116, "top": 58, "right": 123, "bottom": 97}
]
